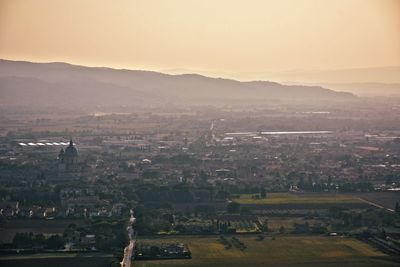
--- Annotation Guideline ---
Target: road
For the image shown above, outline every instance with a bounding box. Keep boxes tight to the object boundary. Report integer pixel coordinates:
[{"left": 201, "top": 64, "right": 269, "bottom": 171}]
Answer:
[
  {"left": 121, "top": 240, "right": 135, "bottom": 267},
  {"left": 357, "top": 197, "right": 395, "bottom": 212},
  {"left": 121, "top": 209, "right": 136, "bottom": 267}
]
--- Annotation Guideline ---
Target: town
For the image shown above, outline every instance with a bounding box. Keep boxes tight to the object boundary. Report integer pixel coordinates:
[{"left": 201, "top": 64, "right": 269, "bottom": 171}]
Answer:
[
  {"left": 0, "top": 101, "right": 399, "bottom": 267},
  {"left": 1, "top": 0, "right": 400, "bottom": 266}
]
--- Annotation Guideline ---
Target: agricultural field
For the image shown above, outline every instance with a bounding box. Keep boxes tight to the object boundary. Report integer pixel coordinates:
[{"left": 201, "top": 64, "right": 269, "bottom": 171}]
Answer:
[
  {"left": 233, "top": 193, "right": 363, "bottom": 205},
  {"left": 134, "top": 235, "right": 398, "bottom": 267},
  {"left": 355, "top": 192, "right": 400, "bottom": 211}
]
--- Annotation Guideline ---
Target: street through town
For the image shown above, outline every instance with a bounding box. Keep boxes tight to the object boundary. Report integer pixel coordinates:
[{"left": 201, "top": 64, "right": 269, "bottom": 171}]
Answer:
[{"left": 121, "top": 209, "right": 136, "bottom": 267}]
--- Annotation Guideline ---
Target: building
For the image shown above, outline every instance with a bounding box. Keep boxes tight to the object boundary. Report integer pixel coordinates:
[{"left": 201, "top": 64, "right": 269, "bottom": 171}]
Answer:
[{"left": 58, "top": 139, "right": 79, "bottom": 174}]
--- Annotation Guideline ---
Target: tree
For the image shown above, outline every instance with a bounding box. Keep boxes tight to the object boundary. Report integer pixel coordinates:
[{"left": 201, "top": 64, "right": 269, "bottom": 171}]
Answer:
[
  {"left": 240, "top": 206, "right": 252, "bottom": 215},
  {"left": 260, "top": 187, "right": 267, "bottom": 199},
  {"left": 263, "top": 219, "right": 269, "bottom": 232},
  {"left": 227, "top": 202, "right": 241, "bottom": 214},
  {"left": 45, "top": 235, "right": 65, "bottom": 249},
  {"left": 195, "top": 205, "right": 216, "bottom": 216},
  {"left": 199, "top": 171, "right": 209, "bottom": 183},
  {"left": 12, "top": 233, "right": 33, "bottom": 248}
]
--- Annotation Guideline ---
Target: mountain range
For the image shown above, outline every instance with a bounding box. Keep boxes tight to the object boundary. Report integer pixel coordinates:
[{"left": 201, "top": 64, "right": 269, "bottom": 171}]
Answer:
[{"left": 0, "top": 59, "right": 355, "bottom": 109}]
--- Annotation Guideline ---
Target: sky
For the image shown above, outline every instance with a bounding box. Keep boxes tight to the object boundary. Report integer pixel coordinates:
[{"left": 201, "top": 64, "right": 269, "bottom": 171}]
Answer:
[{"left": 0, "top": 0, "right": 399, "bottom": 80}]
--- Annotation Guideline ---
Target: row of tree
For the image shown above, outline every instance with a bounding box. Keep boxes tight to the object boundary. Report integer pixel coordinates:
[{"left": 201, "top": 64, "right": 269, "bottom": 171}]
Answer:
[{"left": 12, "top": 233, "right": 64, "bottom": 249}]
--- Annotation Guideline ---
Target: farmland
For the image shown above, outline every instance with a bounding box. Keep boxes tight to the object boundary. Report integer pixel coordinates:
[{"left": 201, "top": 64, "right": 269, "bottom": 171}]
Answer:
[
  {"left": 355, "top": 192, "right": 400, "bottom": 211},
  {"left": 233, "top": 193, "right": 363, "bottom": 205},
  {"left": 133, "top": 235, "right": 397, "bottom": 267}
]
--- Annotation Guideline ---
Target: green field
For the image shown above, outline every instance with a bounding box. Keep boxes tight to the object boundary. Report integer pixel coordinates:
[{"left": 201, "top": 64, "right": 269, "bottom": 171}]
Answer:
[
  {"left": 134, "top": 235, "right": 397, "bottom": 267},
  {"left": 233, "top": 193, "right": 363, "bottom": 205}
]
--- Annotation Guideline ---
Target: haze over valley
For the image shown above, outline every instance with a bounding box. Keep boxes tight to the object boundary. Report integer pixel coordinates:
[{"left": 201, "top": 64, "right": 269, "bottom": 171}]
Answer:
[{"left": 0, "top": 1, "right": 399, "bottom": 267}]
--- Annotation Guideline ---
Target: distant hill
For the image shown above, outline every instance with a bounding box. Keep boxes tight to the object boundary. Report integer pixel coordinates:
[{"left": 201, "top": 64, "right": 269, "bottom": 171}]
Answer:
[
  {"left": 272, "top": 66, "right": 400, "bottom": 84},
  {"left": 164, "top": 66, "right": 400, "bottom": 85},
  {"left": 319, "top": 82, "right": 400, "bottom": 96},
  {"left": 0, "top": 59, "right": 355, "bottom": 108},
  {"left": 283, "top": 81, "right": 400, "bottom": 97}
]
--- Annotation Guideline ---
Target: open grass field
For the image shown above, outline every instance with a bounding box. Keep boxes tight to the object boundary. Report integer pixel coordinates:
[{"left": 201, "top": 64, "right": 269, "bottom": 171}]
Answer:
[
  {"left": 134, "top": 235, "right": 398, "bottom": 267},
  {"left": 233, "top": 193, "right": 363, "bottom": 205}
]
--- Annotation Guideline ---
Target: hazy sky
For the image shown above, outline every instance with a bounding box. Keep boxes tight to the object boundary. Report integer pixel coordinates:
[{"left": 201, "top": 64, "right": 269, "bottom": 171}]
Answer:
[{"left": 0, "top": 0, "right": 399, "bottom": 78}]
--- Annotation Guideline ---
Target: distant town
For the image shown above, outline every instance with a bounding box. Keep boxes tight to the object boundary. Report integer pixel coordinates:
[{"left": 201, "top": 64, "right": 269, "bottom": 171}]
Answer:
[
  {"left": 1, "top": 0, "right": 400, "bottom": 265},
  {"left": 0, "top": 101, "right": 399, "bottom": 267}
]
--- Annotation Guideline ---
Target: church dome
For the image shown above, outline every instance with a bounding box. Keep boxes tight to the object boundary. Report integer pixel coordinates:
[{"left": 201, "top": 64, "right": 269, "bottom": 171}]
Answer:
[{"left": 65, "top": 140, "right": 78, "bottom": 157}]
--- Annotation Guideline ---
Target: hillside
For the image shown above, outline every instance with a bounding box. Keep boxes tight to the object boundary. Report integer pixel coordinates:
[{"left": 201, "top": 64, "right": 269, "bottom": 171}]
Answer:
[{"left": 0, "top": 59, "right": 355, "bottom": 108}]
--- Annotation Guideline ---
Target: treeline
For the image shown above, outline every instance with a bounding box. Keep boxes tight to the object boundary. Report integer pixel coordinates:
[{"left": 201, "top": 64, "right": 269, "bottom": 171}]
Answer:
[
  {"left": 90, "top": 220, "right": 128, "bottom": 251},
  {"left": 328, "top": 207, "right": 399, "bottom": 228},
  {"left": 298, "top": 180, "right": 374, "bottom": 192},
  {"left": 10, "top": 233, "right": 64, "bottom": 249},
  {"left": 128, "top": 183, "right": 270, "bottom": 204},
  {"left": 132, "top": 184, "right": 229, "bottom": 203}
]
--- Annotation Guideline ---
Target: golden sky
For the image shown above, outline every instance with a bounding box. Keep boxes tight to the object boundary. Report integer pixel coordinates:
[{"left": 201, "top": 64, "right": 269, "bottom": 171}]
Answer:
[{"left": 0, "top": 0, "right": 399, "bottom": 78}]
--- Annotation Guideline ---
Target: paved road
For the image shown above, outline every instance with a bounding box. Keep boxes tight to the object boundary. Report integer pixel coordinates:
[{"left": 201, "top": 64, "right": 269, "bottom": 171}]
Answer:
[
  {"left": 121, "top": 240, "right": 135, "bottom": 267},
  {"left": 357, "top": 197, "right": 395, "bottom": 212},
  {"left": 121, "top": 210, "right": 136, "bottom": 267}
]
